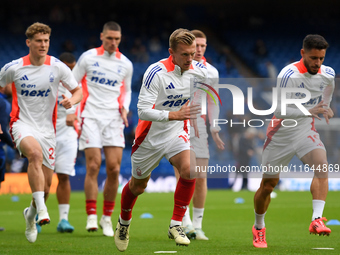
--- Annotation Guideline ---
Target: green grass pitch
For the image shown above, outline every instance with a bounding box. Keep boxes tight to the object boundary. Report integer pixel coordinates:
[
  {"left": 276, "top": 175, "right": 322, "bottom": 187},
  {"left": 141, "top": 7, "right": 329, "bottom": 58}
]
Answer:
[{"left": 0, "top": 190, "right": 339, "bottom": 254}]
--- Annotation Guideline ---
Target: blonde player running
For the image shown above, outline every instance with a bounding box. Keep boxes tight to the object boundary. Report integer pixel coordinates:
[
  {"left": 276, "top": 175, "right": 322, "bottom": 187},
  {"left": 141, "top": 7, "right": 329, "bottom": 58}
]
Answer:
[
  {"left": 174, "top": 30, "right": 225, "bottom": 241},
  {"left": 114, "top": 29, "right": 206, "bottom": 252},
  {"left": 253, "top": 34, "right": 334, "bottom": 248},
  {"left": 0, "top": 22, "right": 82, "bottom": 243}
]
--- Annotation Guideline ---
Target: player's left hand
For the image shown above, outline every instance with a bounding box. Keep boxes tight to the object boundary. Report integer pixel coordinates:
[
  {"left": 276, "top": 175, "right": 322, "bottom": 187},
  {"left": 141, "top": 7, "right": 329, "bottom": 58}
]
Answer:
[
  {"left": 211, "top": 130, "right": 225, "bottom": 150},
  {"left": 120, "top": 107, "right": 129, "bottom": 127},
  {"left": 323, "top": 107, "right": 334, "bottom": 124},
  {"left": 60, "top": 94, "right": 73, "bottom": 109},
  {"left": 0, "top": 124, "right": 2, "bottom": 141}
]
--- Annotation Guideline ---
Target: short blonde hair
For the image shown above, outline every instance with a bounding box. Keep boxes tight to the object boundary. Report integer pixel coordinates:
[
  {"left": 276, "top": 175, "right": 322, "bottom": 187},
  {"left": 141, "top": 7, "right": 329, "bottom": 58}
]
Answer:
[
  {"left": 25, "top": 22, "right": 51, "bottom": 39},
  {"left": 169, "top": 28, "right": 196, "bottom": 51}
]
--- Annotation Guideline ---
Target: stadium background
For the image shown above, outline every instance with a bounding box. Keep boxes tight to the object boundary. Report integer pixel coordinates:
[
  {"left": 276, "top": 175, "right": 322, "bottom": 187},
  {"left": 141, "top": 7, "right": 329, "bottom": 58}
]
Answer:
[{"left": 1, "top": 0, "right": 340, "bottom": 193}]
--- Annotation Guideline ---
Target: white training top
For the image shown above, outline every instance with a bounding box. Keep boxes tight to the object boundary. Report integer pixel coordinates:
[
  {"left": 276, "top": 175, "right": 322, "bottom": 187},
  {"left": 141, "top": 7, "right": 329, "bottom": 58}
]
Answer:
[
  {"left": 264, "top": 59, "right": 335, "bottom": 147},
  {"left": 132, "top": 56, "right": 208, "bottom": 153},
  {"left": 0, "top": 55, "right": 78, "bottom": 137},
  {"left": 72, "top": 46, "right": 133, "bottom": 120},
  {"left": 193, "top": 56, "right": 221, "bottom": 138}
]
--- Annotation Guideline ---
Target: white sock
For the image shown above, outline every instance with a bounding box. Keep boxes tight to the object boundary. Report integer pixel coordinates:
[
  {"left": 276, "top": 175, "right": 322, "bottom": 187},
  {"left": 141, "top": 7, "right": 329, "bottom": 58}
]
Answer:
[
  {"left": 192, "top": 207, "right": 204, "bottom": 229},
  {"left": 32, "top": 191, "right": 47, "bottom": 212},
  {"left": 27, "top": 201, "right": 37, "bottom": 222},
  {"left": 170, "top": 220, "right": 182, "bottom": 228},
  {"left": 312, "top": 200, "right": 325, "bottom": 221},
  {"left": 119, "top": 215, "right": 131, "bottom": 226},
  {"left": 182, "top": 207, "right": 192, "bottom": 227},
  {"left": 59, "top": 204, "right": 70, "bottom": 221},
  {"left": 254, "top": 210, "right": 266, "bottom": 229}
]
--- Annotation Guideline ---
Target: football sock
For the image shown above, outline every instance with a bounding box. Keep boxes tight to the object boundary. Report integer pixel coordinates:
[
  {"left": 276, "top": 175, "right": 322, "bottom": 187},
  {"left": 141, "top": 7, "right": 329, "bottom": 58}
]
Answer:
[
  {"left": 182, "top": 207, "right": 192, "bottom": 227},
  {"left": 59, "top": 204, "right": 70, "bottom": 221},
  {"left": 103, "top": 200, "right": 115, "bottom": 217},
  {"left": 170, "top": 220, "right": 182, "bottom": 228},
  {"left": 86, "top": 199, "right": 97, "bottom": 215},
  {"left": 119, "top": 215, "right": 131, "bottom": 226},
  {"left": 312, "top": 200, "right": 325, "bottom": 221},
  {"left": 193, "top": 207, "right": 204, "bottom": 229},
  {"left": 32, "top": 191, "right": 47, "bottom": 212},
  {"left": 27, "top": 201, "right": 37, "bottom": 222},
  {"left": 254, "top": 210, "right": 266, "bottom": 229},
  {"left": 120, "top": 181, "right": 137, "bottom": 221},
  {"left": 171, "top": 177, "right": 196, "bottom": 222}
]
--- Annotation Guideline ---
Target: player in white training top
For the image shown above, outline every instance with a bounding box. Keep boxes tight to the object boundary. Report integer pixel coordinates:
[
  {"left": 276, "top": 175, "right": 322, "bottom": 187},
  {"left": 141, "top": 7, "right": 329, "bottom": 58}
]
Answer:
[
  {"left": 0, "top": 22, "right": 82, "bottom": 243},
  {"left": 55, "top": 52, "right": 78, "bottom": 233},
  {"left": 72, "top": 21, "right": 133, "bottom": 237},
  {"left": 252, "top": 34, "right": 334, "bottom": 248},
  {"left": 173, "top": 29, "right": 225, "bottom": 241},
  {"left": 114, "top": 28, "right": 206, "bottom": 252}
]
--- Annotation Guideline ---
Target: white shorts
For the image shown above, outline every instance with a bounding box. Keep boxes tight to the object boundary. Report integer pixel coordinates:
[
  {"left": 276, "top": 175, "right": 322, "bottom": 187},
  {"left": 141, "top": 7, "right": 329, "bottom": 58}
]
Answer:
[
  {"left": 79, "top": 117, "right": 125, "bottom": 150},
  {"left": 55, "top": 133, "right": 77, "bottom": 176},
  {"left": 191, "top": 135, "right": 209, "bottom": 159},
  {"left": 131, "top": 131, "right": 191, "bottom": 179},
  {"left": 262, "top": 129, "right": 326, "bottom": 175},
  {"left": 11, "top": 122, "right": 56, "bottom": 170}
]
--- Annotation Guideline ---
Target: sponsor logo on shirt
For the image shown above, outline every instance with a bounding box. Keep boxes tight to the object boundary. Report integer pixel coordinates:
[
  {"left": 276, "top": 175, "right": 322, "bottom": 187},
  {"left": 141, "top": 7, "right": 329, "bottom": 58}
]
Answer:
[
  {"left": 21, "top": 89, "right": 51, "bottom": 97},
  {"left": 91, "top": 76, "right": 118, "bottom": 87},
  {"left": 21, "top": 84, "right": 36, "bottom": 88},
  {"left": 162, "top": 98, "right": 189, "bottom": 108}
]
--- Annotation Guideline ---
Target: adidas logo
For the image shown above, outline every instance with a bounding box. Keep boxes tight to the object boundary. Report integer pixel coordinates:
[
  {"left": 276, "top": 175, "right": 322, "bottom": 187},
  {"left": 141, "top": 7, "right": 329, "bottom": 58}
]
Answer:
[
  {"left": 20, "top": 75, "right": 29, "bottom": 80},
  {"left": 93, "top": 62, "right": 99, "bottom": 67},
  {"left": 166, "top": 82, "right": 175, "bottom": 89}
]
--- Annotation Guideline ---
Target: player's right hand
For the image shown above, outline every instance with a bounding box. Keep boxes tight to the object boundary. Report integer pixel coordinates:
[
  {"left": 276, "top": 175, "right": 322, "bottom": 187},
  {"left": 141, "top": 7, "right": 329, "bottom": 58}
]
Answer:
[{"left": 175, "top": 100, "right": 201, "bottom": 120}]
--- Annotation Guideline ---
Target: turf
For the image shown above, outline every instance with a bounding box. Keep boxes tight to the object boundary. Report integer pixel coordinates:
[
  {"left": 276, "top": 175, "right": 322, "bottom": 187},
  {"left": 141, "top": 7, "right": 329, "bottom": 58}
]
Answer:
[{"left": 0, "top": 190, "right": 339, "bottom": 254}]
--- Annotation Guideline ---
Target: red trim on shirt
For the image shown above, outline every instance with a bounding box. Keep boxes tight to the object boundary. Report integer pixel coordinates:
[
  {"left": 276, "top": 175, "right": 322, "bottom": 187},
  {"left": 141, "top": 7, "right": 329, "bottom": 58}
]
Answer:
[
  {"left": 9, "top": 82, "right": 19, "bottom": 141},
  {"left": 96, "top": 46, "right": 105, "bottom": 55},
  {"left": 96, "top": 45, "right": 121, "bottom": 59},
  {"left": 80, "top": 75, "right": 88, "bottom": 114},
  {"left": 118, "top": 81, "right": 125, "bottom": 110},
  {"left": 160, "top": 56, "right": 194, "bottom": 72},
  {"left": 202, "top": 56, "right": 207, "bottom": 66},
  {"left": 183, "top": 119, "right": 188, "bottom": 134},
  {"left": 294, "top": 59, "right": 321, "bottom": 74},
  {"left": 263, "top": 116, "right": 282, "bottom": 150},
  {"left": 311, "top": 118, "right": 316, "bottom": 131},
  {"left": 22, "top": 55, "right": 51, "bottom": 66},
  {"left": 44, "top": 55, "right": 51, "bottom": 65},
  {"left": 131, "top": 105, "right": 155, "bottom": 155},
  {"left": 52, "top": 98, "right": 58, "bottom": 132},
  {"left": 22, "top": 55, "right": 31, "bottom": 66},
  {"left": 115, "top": 48, "right": 122, "bottom": 59}
]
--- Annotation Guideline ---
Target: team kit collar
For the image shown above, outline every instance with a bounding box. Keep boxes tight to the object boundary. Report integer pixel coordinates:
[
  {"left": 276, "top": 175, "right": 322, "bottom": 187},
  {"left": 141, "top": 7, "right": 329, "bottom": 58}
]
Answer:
[
  {"left": 294, "top": 58, "right": 321, "bottom": 74},
  {"left": 96, "top": 45, "right": 122, "bottom": 59},
  {"left": 22, "top": 54, "right": 51, "bottom": 66},
  {"left": 160, "top": 56, "right": 194, "bottom": 74}
]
